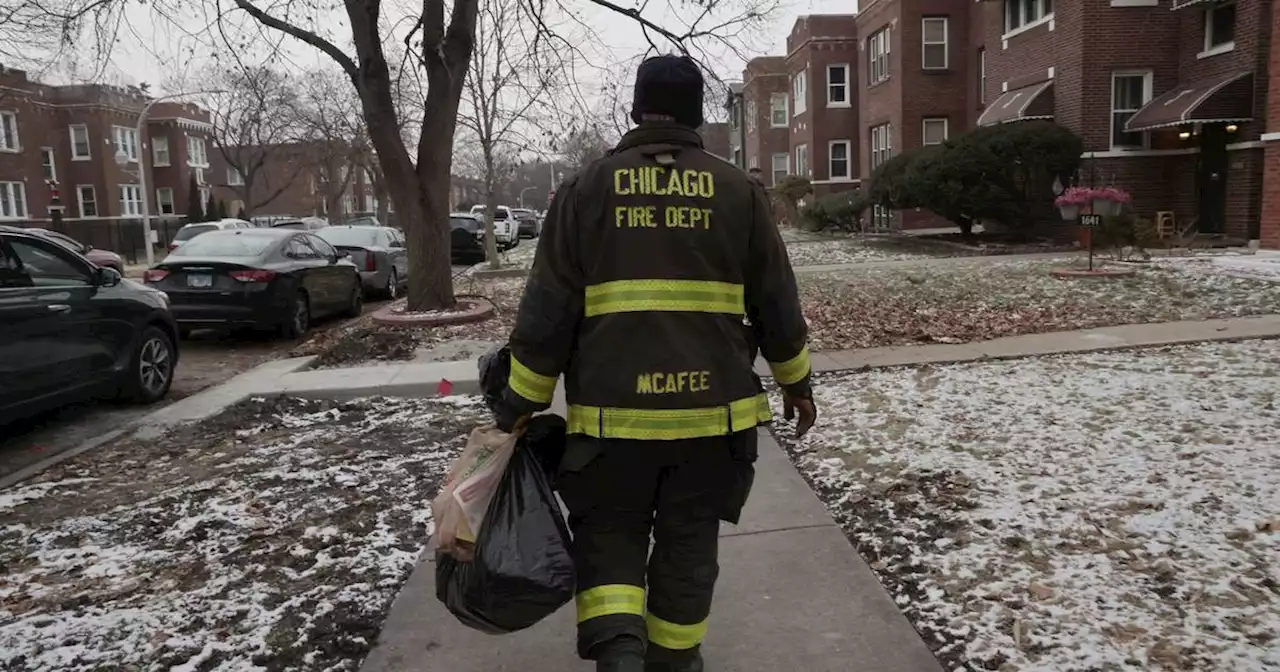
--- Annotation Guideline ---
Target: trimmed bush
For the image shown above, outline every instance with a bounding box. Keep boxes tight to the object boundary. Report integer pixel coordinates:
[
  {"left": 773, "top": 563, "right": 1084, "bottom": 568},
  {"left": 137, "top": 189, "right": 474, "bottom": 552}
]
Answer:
[{"left": 801, "top": 189, "right": 868, "bottom": 232}]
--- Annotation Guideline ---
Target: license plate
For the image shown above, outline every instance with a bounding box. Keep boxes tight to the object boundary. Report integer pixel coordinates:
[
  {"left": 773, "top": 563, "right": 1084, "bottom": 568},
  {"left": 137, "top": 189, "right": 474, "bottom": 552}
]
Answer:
[{"left": 187, "top": 274, "right": 213, "bottom": 288}]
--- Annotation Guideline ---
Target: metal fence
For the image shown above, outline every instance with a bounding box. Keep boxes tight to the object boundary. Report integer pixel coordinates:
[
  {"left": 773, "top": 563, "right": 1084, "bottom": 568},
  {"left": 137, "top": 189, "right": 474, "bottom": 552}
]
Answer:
[{"left": 7, "top": 218, "right": 189, "bottom": 265}]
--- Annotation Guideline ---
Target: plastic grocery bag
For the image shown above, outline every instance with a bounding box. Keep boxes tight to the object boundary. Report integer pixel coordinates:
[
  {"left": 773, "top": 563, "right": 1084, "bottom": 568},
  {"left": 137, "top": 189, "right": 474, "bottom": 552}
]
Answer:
[
  {"left": 431, "top": 425, "right": 520, "bottom": 561},
  {"left": 435, "top": 418, "right": 574, "bottom": 634}
]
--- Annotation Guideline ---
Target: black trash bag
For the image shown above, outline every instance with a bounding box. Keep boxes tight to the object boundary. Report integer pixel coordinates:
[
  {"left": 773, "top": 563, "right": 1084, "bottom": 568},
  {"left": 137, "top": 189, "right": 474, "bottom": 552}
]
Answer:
[
  {"left": 435, "top": 439, "right": 575, "bottom": 634},
  {"left": 524, "top": 414, "right": 567, "bottom": 479},
  {"left": 478, "top": 344, "right": 512, "bottom": 413}
]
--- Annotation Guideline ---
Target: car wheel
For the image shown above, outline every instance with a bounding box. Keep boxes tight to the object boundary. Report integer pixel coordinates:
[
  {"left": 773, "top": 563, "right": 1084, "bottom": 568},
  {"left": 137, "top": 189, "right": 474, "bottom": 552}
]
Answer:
[
  {"left": 282, "top": 291, "right": 310, "bottom": 339},
  {"left": 120, "top": 326, "right": 175, "bottom": 403},
  {"left": 385, "top": 268, "right": 399, "bottom": 299},
  {"left": 344, "top": 282, "right": 364, "bottom": 318}
]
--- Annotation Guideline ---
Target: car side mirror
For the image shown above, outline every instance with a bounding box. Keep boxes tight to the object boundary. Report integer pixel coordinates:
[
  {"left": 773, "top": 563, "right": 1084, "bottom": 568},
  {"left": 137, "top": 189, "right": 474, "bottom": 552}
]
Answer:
[{"left": 96, "top": 266, "right": 122, "bottom": 287}]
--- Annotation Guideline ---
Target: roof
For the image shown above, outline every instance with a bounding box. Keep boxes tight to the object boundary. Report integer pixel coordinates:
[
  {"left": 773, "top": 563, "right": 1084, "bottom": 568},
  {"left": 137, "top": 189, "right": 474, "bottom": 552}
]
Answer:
[
  {"left": 1124, "top": 70, "right": 1253, "bottom": 132},
  {"left": 976, "top": 80, "right": 1055, "bottom": 126}
]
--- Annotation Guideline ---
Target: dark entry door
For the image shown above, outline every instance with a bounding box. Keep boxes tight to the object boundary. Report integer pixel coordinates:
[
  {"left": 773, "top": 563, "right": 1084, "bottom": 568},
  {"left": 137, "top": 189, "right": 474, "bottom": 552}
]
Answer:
[{"left": 1197, "top": 124, "right": 1229, "bottom": 234}]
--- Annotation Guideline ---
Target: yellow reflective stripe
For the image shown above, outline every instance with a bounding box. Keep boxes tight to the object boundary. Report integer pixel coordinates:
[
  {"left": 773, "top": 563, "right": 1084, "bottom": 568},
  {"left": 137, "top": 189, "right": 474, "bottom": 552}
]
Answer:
[
  {"left": 646, "top": 613, "right": 708, "bottom": 650},
  {"left": 768, "top": 346, "right": 811, "bottom": 386},
  {"left": 584, "top": 279, "right": 744, "bottom": 318},
  {"left": 576, "top": 584, "right": 646, "bottom": 623},
  {"left": 508, "top": 355, "right": 557, "bottom": 405},
  {"left": 566, "top": 393, "right": 772, "bottom": 440}
]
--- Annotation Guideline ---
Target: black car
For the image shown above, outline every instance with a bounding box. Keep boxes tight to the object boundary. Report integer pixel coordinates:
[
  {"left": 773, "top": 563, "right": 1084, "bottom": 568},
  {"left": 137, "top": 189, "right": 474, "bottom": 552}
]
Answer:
[
  {"left": 511, "top": 208, "right": 540, "bottom": 238},
  {"left": 144, "top": 228, "right": 363, "bottom": 339},
  {"left": 0, "top": 226, "right": 179, "bottom": 426},
  {"left": 450, "top": 212, "right": 485, "bottom": 262}
]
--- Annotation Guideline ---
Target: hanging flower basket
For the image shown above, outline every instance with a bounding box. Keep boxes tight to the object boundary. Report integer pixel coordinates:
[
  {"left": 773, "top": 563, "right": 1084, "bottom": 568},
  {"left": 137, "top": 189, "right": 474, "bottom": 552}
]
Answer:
[
  {"left": 1055, "top": 186, "right": 1132, "bottom": 219},
  {"left": 1058, "top": 203, "right": 1081, "bottom": 221},
  {"left": 1091, "top": 199, "right": 1123, "bottom": 216}
]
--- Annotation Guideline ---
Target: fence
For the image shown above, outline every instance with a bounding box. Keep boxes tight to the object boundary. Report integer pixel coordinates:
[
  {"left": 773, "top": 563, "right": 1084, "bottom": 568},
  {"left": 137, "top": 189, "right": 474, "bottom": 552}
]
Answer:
[{"left": 7, "top": 218, "right": 189, "bottom": 265}]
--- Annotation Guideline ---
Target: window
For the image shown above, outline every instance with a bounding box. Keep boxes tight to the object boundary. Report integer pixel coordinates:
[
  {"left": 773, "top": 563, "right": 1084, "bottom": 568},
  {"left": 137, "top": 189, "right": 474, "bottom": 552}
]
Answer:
[
  {"left": 1111, "top": 71, "right": 1153, "bottom": 149},
  {"left": 41, "top": 147, "right": 57, "bottom": 182},
  {"left": 112, "top": 126, "right": 139, "bottom": 162},
  {"left": 228, "top": 167, "right": 245, "bottom": 186},
  {"left": 795, "top": 144, "right": 810, "bottom": 177},
  {"left": 870, "top": 123, "right": 892, "bottom": 171},
  {"left": 187, "top": 135, "right": 208, "bottom": 167},
  {"left": 307, "top": 234, "right": 338, "bottom": 260},
  {"left": 0, "top": 111, "right": 18, "bottom": 152},
  {"left": 730, "top": 102, "right": 740, "bottom": 130},
  {"left": 157, "top": 187, "right": 175, "bottom": 214},
  {"left": 153, "top": 136, "right": 170, "bottom": 166},
  {"left": 0, "top": 182, "right": 26, "bottom": 218},
  {"left": 78, "top": 186, "right": 97, "bottom": 217},
  {"left": 342, "top": 194, "right": 356, "bottom": 214},
  {"left": 120, "top": 185, "right": 144, "bottom": 216},
  {"left": 70, "top": 125, "right": 91, "bottom": 160},
  {"left": 1203, "top": 2, "right": 1236, "bottom": 53},
  {"left": 287, "top": 236, "right": 321, "bottom": 259},
  {"left": 868, "top": 27, "right": 891, "bottom": 85},
  {"left": 827, "top": 64, "right": 850, "bottom": 106},
  {"left": 922, "top": 18, "right": 949, "bottom": 70},
  {"left": 7, "top": 239, "right": 91, "bottom": 286},
  {"left": 770, "top": 93, "right": 789, "bottom": 127},
  {"left": 1005, "top": 0, "right": 1053, "bottom": 34},
  {"left": 828, "top": 140, "right": 851, "bottom": 180},
  {"left": 748, "top": 155, "right": 758, "bottom": 170},
  {"left": 771, "top": 153, "right": 789, "bottom": 185},
  {"left": 198, "top": 186, "right": 210, "bottom": 209},
  {"left": 978, "top": 48, "right": 987, "bottom": 104},
  {"left": 792, "top": 69, "right": 808, "bottom": 116},
  {"left": 746, "top": 100, "right": 757, "bottom": 133},
  {"left": 923, "top": 118, "right": 949, "bottom": 145}
]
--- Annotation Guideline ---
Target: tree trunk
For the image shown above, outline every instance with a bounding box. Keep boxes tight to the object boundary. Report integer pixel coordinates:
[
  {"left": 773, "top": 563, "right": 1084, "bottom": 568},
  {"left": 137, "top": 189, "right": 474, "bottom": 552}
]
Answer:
[{"left": 482, "top": 151, "right": 500, "bottom": 270}]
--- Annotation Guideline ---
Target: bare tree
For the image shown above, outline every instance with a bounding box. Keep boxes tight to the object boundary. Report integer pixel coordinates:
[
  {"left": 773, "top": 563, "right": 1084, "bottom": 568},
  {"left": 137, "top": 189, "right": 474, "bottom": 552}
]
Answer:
[
  {"left": 206, "top": 66, "right": 305, "bottom": 216},
  {"left": 295, "top": 69, "right": 373, "bottom": 219}
]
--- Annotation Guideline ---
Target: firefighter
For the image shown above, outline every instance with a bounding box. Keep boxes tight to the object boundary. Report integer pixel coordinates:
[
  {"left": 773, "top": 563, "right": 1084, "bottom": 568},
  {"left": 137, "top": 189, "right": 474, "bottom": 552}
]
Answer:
[{"left": 495, "top": 54, "right": 817, "bottom": 672}]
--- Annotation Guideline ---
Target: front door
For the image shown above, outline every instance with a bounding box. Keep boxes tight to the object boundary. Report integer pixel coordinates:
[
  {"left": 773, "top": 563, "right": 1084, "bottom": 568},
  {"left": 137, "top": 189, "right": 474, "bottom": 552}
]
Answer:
[{"left": 1197, "top": 124, "right": 1229, "bottom": 235}]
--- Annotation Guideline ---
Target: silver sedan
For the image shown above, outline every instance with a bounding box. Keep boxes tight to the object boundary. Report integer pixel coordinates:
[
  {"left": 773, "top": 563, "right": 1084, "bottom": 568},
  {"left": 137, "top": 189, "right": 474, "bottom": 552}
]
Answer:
[{"left": 315, "top": 225, "right": 409, "bottom": 299}]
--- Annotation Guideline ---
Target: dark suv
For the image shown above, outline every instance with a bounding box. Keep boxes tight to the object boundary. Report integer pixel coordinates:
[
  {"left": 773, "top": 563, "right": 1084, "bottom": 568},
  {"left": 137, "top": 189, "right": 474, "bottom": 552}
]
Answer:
[{"left": 0, "top": 226, "right": 180, "bottom": 425}]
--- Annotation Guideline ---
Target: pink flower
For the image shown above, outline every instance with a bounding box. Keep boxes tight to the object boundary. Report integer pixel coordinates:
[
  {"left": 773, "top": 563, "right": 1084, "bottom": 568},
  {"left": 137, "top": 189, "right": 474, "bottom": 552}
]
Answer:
[{"left": 1055, "top": 186, "right": 1132, "bottom": 207}]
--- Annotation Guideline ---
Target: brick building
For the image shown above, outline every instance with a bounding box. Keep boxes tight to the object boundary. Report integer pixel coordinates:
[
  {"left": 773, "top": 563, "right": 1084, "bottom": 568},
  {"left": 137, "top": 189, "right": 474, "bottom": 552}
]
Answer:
[
  {"left": 787, "top": 15, "right": 862, "bottom": 198},
  {"left": 208, "top": 141, "right": 386, "bottom": 219},
  {"left": 697, "top": 121, "right": 733, "bottom": 159},
  {"left": 1258, "top": 8, "right": 1280, "bottom": 249},
  {"left": 741, "top": 56, "right": 793, "bottom": 184},
  {"left": 0, "top": 66, "right": 213, "bottom": 225},
  {"left": 725, "top": 82, "right": 746, "bottom": 166}
]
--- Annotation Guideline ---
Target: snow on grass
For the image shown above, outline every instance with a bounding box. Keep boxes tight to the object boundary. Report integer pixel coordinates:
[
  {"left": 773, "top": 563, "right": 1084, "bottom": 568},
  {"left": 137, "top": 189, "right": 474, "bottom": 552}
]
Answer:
[
  {"left": 786, "top": 237, "right": 948, "bottom": 266},
  {"left": 770, "top": 340, "right": 1280, "bottom": 671},
  {"left": 0, "top": 395, "right": 487, "bottom": 671},
  {"left": 800, "top": 258, "right": 1280, "bottom": 350}
]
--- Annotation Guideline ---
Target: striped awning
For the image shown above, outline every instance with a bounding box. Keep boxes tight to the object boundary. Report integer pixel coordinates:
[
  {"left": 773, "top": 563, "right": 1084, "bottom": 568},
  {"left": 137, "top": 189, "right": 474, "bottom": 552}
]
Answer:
[
  {"left": 1124, "top": 71, "right": 1253, "bottom": 132},
  {"left": 976, "top": 80, "right": 1054, "bottom": 126}
]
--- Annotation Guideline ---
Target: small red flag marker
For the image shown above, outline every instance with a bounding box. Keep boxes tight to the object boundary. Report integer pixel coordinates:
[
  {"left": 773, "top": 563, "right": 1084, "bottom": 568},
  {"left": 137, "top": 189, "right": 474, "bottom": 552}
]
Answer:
[{"left": 438, "top": 378, "right": 454, "bottom": 395}]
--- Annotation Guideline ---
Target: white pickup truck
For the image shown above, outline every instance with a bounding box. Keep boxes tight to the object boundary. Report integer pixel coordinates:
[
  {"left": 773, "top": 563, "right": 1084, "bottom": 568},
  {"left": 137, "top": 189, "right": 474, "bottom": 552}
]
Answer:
[{"left": 469, "top": 205, "right": 519, "bottom": 251}]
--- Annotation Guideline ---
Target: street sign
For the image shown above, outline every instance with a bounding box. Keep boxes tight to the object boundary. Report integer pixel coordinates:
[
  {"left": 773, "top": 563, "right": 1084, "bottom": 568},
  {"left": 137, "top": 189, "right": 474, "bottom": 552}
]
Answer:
[{"left": 1079, "top": 213, "right": 1103, "bottom": 228}]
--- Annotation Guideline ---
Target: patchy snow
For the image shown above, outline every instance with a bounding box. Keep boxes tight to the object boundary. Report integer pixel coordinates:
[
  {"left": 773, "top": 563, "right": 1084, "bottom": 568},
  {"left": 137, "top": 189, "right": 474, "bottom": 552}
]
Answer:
[
  {"left": 0, "top": 395, "right": 487, "bottom": 671},
  {"left": 786, "top": 238, "right": 946, "bottom": 266},
  {"left": 770, "top": 340, "right": 1280, "bottom": 671}
]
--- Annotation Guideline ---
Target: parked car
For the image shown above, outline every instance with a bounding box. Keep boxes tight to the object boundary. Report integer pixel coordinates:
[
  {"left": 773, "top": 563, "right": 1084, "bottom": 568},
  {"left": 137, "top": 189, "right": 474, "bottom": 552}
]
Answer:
[
  {"left": 0, "top": 226, "right": 179, "bottom": 426},
  {"left": 168, "top": 219, "right": 253, "bottom": 253},
  {"left": 468, "top": 205, "right": 520, "bottom": 250},
  {"left": 510, "top": 208, "right": 541, "bottom": 238},
  {"left": 25, "top": 228, "right": 124, "bottom": 271},
  {"left": 272, "top": 217, "right": 330, "bottom": 231},
  {"left": 143, "top": 228, "right": 362, "bottom": 339},
  {"left": 450, "top": 212, "right": 485, "bottom": 262},
  {"left": 251, "top": 215, "right": 304, "bottom": 228},
  {"left": 316, "top": 225, "right": 409, "bottom": 299}
]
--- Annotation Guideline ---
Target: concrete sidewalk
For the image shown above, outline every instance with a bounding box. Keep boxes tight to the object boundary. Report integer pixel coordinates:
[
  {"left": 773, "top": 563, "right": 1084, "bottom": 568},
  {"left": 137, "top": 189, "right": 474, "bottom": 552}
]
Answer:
[{"left": 359, "top": 428, "right": 943, "bottom": 672}]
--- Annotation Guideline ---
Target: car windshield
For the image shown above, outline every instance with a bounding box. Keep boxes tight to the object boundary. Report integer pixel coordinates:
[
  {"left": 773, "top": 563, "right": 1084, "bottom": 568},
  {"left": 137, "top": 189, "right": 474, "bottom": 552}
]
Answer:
[
  {"left": 172, "top": 224, "right": 219, "bottom": 242},
  {"left": 514, "top": 212, "right": 536, "bottom": 221},
  {"left": 171, "top": 232, "right": 277, "bottom": 257},
  {"left": 318, "top": 227, "right": 380, "bottom": 247},
  {"left": 272, "top": 220, "right": 306, "bottom": 230},
  {"left": 342, "top": 217, "right": 379, "bottom": 227},
  {"left": 451, "top": 216, "right": 480, "bottom": 233}
]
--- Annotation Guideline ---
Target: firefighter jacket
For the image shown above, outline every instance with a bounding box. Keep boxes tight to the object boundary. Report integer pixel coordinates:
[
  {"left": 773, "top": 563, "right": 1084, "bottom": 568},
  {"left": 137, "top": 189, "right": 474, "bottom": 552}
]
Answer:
[{"left": 502, "top": 122, "right": 812, "bottom": 440}]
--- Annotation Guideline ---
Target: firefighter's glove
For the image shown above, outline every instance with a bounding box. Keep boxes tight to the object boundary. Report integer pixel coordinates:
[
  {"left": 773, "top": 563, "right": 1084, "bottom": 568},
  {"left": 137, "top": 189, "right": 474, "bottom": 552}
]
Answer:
[
  {"left": 494, "top": 398, "right": 531, "bottom": 435},
  {"left": 783, "top": 391, "right": 817, "bottom": 438}
]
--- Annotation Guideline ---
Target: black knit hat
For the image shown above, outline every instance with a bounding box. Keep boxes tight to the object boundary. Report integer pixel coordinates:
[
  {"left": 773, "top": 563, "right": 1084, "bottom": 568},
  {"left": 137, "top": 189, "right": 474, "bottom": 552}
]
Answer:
[{"left": 630, "top": 54, "right": 705, "bottom": 129}]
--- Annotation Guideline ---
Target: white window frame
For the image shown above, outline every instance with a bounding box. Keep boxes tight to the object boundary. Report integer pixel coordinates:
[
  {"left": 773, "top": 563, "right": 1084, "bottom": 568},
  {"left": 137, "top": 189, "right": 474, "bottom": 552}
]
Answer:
[
  {"left": 156, "top": 187, "right": 175, "bottom": 215},
  {"left": 152, "top": 136, "right": 170, "bottom": 166},
  {"left": 748, "top": 155, "right": 759, "bottom": 170},
  {"left": 792, "top": 69, "right": 808, "bottom": 116},
  {"left": 826, "top": 64, "right": 850, "bottom": 107},
  {"left": 228, "top": 167, "right": 245, "bottom": 186},
  {"left": 978, "top": 48, "right": 987, "bottom": 104},
  {"left": 1201, "top": 2, "right": 1236, "bottom": 57},
  {"left": 77, "top": 185, "right": 98, "bottom": 218},
  {"left": 922, "top": 118, "right": 949, "bottom": 145},
  {"left": 828, "top": 140, "right": 852, "bottom": 181},
  {"left": 41, "top": 147, "right": 57, "bottom": 182},
  {"left": 0, "top": 111, "right": 19, "bottom": 152},
  {"left": 746, "top": 99, "right": 757, "bottom": 133},
  {"left": 1004, "top": 0, "right": 1054, "bottom": 37},
  {"left": 770, "top": 93, "right": 789, "bottom": 128},
  {"left": 69, "top": 124, "right": 91, "bottom": 160},
  {"left": 868, "top": 27, "right": 891, "bottom": 86},
  {"left": 870, "top": 123, "right": 892, "bottom": 171},
  {"left": 0, "top": 182, "right": 27, "bottom": 219},
  {"left": 1110, "top": 71, "right": 1153, "bottom": 150},
  {"left": 120, "top": 184, "right": 144, "bottom": 216},
  {"left": 771, "top": 152, "right": 790, "bottom": 185},
  {"left": 198, "top": 186, "right": 210, "bottom": 209},
  {"left": 112, "top": 126, "right": 139, "bottom": 163},
  {"left": 922, "top": 18, "right": 949, "bottom": 70},
  {"left": 186, "top": 135, "right": 209, "bottom": 167},
  {"left": 794, "top": 144, "right": 809, "bottom": 177}
]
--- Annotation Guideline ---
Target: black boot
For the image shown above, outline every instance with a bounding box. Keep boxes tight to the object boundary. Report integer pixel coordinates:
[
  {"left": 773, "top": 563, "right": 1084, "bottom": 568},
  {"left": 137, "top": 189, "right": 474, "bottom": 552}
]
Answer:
[
  {"left": 645, "top": 650, "right": 704, "bottom": 672},
  {"left": 598, "top": 657, "right": 645, "bottom": 672},
  {"left": 595, "top": 635, "right": 646, "bottom": 672}
]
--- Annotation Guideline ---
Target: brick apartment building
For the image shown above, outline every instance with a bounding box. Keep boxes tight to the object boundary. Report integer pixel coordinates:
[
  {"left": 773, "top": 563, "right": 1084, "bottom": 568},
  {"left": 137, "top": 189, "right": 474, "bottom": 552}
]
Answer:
[
  {"left": 208, "top": 141, "right": 386, "bottom": 219},
  {"left": 741, "top": 56, "right": 793, "bottom": 183},
  {"left": 697, "top": 122, "right": 733, "bottom": 159},
  {"left": 1256, "top": 7, "right": 1280, "bottom": 248},
  {"left": 0, "top": 66, "right": 213, "bottom": 226}
]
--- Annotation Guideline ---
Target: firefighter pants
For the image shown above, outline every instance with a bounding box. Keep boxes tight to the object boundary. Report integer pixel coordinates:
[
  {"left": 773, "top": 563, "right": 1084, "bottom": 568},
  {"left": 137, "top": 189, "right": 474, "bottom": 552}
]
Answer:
[{"left": 556, "top": 429, "right": 759, "bottom": 662}]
